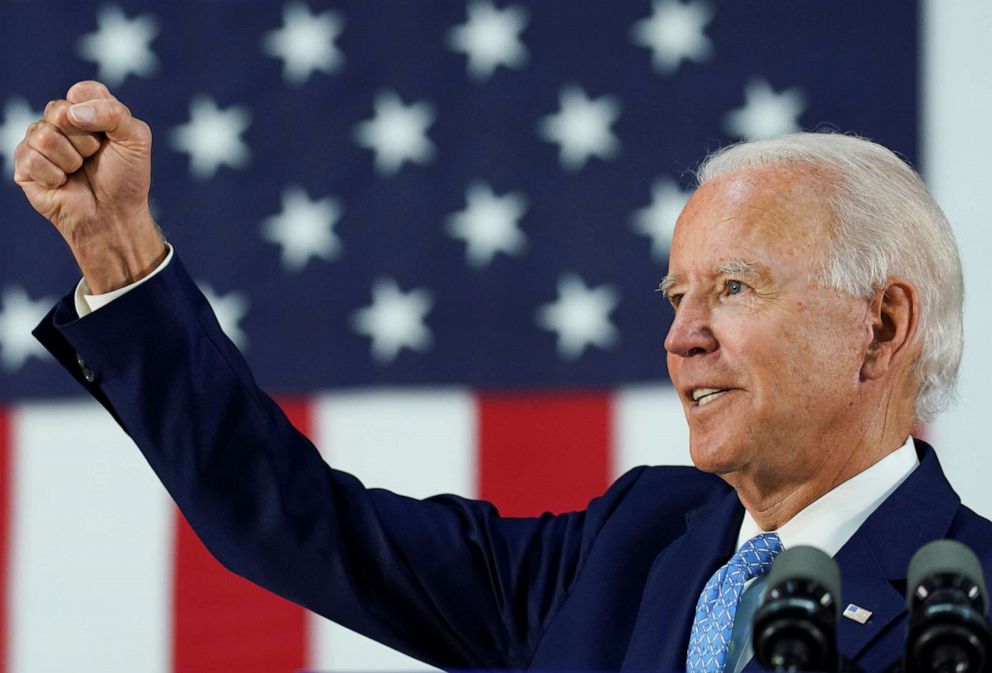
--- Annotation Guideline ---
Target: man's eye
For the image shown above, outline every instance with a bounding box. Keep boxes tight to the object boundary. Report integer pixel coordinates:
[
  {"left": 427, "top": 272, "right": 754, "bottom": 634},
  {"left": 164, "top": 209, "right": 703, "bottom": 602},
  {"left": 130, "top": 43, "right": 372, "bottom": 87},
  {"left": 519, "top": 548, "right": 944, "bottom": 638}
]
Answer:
[
  {"left": 669, "top": 294, "right": 683, "bottom": 308},
  {"left": 726, "top": 280, "right": 745, "bottom": 295}
]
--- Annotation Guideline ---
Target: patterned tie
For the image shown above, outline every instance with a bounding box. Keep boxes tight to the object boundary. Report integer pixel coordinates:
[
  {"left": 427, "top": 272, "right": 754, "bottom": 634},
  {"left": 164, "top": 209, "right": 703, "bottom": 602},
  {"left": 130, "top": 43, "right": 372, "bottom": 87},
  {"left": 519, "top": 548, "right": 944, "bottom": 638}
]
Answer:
[{"left": 686, "top": 532, "right": 783, "bottom": 673}]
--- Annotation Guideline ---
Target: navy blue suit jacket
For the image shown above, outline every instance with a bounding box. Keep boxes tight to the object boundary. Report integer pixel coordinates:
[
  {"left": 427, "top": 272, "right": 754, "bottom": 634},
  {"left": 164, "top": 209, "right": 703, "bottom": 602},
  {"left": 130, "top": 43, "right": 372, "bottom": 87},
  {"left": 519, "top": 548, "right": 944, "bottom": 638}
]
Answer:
[{"left": 33, "top": 253, "right": 992, "bottom": 671}]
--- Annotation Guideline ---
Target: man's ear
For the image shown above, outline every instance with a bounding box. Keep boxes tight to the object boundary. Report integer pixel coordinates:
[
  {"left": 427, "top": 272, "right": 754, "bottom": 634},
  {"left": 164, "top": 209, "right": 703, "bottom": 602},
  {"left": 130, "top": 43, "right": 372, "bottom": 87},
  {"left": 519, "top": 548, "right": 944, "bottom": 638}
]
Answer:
[{"left": 861, "top": 278, "right": 919, "bottom": 381}]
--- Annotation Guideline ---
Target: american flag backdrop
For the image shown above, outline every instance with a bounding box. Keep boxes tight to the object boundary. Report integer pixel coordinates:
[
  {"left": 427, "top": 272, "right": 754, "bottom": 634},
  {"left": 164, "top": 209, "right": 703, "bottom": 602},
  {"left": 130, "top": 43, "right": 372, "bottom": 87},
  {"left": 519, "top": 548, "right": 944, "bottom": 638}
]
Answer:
[{"left": 0, "top": 1, "right": 991, "bottom": 671}]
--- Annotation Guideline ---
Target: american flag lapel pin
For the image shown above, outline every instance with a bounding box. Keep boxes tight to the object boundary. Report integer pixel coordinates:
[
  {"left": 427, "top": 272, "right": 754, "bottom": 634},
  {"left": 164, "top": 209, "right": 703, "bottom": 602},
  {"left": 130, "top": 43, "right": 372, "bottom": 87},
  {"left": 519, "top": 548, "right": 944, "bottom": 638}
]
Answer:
[{"left": 843, "top": 604, "right": 872, "bottom": 624}]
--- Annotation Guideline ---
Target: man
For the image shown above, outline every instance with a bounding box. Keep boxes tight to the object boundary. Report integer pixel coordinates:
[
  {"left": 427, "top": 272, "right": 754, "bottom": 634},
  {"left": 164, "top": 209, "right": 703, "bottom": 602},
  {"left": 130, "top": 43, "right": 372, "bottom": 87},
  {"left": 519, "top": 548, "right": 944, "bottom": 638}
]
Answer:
[{"left": 14, "top": 80, "right": 992, "bottom": 672}]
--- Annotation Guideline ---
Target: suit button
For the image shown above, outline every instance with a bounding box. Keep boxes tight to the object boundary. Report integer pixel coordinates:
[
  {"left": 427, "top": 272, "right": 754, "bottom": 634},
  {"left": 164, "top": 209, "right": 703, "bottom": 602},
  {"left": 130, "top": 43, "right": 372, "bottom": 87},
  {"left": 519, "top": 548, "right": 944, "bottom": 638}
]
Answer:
[{"left": 76, "top": 353, "right": 97, "bottom": 384}]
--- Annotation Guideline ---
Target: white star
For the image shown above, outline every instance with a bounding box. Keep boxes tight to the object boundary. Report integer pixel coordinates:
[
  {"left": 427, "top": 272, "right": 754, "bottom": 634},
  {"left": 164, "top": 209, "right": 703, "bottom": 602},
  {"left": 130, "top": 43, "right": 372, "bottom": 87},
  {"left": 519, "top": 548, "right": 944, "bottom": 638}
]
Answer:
[
  {"left": 354, "top": 91, "right": 436, "bottom": 175},
  {"left": 351, "top": 278, "right": 433, "bottom": 364},
  {"left": 0, "top": 97, "right": 42, "bottom": 181},
  {"left": 76, "top": 5, "right": 159, "bottom": 87},
  {"left": 536, "top": 274, "right": 620, "bottom": 360},
  {"left": 261, "top": 2, "right": 344, "bottom": 86},
  {"left": 0, "top": 286, "right": 53, "bottom": 371},
  {"left": 170, "top": 96, "right": 252, "bottom": 181},
  {"left": 630, "top": 0, "right": 713, "bottom": 75},
  {"left": 724, "top": 79, "right": 806, "bottom": 141},
  {"left": 447, "top": 0, "right": 529, "bottom": 81},
  {"left": 447, "top": 182, "right": 528, "bottom": 268},
  {"left": 262, "top": 186, "right": 343, "bottom": 272},
  {"left": 538, "top": 86, "right": 621, "bottom": 171},
  {"left": 631, "top": 178, "right": 691, "bottom": 261},
  {"left": 200, "top": 284, "right": 250, "bottom": 350}
]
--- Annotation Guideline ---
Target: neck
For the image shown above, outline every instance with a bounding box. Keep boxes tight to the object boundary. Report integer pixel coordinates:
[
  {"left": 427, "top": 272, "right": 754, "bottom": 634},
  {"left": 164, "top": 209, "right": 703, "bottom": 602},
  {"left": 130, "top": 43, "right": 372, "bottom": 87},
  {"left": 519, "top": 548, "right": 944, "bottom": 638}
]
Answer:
[{"left": 730, "top": 417, "right": 912, "bottom": 531}]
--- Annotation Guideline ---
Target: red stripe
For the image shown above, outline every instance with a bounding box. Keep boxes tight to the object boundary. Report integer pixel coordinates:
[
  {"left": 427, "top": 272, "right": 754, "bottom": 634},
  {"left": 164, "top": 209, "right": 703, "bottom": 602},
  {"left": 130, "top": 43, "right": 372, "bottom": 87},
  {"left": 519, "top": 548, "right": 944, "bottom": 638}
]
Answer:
[
  {"left": 172, "top": 398, "right": 311, "bottom": 673},
  {"left": 0, "top": 408, "right": 10, "bottom": 673},
  {"left": 478, "top": 392, "right": 611, "bottom": 517}
]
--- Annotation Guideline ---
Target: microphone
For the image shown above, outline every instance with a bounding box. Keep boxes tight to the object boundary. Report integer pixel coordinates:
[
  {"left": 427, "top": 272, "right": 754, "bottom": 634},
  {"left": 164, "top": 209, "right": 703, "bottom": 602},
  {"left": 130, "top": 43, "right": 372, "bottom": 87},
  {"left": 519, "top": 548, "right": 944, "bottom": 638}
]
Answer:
[
  {"left": 753, "top": 545, "right": 842, "bottom": 672},
  {"left": 904, "top": 540, "right": 992, "bottom": 673}
]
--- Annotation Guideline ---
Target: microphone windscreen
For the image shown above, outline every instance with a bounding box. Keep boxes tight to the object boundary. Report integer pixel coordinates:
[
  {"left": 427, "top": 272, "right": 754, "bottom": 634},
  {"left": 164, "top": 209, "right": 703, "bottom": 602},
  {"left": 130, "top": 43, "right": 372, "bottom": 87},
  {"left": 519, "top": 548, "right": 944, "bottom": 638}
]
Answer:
[
  {"left": 767, "top": 545, "right": 842, "bottom": 620},
  {"left": 906, "top": 539, "right": 988, "bottom": 612}
]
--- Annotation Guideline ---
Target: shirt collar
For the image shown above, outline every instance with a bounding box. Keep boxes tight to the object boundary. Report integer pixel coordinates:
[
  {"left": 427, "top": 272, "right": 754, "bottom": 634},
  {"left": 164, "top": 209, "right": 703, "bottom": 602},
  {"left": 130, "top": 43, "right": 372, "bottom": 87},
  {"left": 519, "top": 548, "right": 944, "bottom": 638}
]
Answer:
[{"left": 736, "top": 435, "right": 919, "bottom": 556}]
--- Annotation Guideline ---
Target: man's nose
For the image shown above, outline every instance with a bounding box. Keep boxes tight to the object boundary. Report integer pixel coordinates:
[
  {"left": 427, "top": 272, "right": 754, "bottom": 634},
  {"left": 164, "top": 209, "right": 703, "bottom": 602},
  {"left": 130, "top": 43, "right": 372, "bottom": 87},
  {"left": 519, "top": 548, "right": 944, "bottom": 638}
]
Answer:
[{"left": 664, "top": 300, "right": 718, "bottom": 357}]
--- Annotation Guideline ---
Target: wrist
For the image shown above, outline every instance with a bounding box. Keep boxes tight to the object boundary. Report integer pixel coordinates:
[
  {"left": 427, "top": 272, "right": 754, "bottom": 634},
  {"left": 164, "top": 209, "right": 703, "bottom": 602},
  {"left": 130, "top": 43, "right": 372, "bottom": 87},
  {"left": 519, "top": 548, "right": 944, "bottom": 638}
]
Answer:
[{"left": 70, "top": 214, "right": 168, "bottom": 294}]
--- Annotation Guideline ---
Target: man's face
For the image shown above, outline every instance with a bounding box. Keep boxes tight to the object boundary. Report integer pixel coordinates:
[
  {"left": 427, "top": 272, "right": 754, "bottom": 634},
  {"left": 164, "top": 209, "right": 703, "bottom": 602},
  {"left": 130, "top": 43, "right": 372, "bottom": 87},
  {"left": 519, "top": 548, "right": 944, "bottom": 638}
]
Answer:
[{"left": 663, "top": 165, "right": 871, "bottom": 486}]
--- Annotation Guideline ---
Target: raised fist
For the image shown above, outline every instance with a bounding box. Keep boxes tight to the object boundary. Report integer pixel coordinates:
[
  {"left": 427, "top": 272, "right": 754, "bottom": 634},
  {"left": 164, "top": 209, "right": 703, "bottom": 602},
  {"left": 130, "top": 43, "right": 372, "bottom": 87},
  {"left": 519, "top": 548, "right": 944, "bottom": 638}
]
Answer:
[{"left": 14, "top": 80, "right": 166, "bottom": 294}]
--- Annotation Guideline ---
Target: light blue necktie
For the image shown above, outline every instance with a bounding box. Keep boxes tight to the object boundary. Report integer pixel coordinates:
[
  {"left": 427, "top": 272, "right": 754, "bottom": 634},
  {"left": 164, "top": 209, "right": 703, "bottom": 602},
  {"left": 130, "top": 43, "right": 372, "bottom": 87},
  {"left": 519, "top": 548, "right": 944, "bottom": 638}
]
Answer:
[{"left": 686, "top": 532, "right": 783, "bottom": 673}]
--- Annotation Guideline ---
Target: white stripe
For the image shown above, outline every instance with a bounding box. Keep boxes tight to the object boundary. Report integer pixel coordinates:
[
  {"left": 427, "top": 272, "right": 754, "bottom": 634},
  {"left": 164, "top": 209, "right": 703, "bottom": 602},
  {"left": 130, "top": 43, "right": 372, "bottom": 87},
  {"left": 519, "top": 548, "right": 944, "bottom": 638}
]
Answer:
[
  {"left": 612, "top": 384, "right": 692, "bottom": 479},
  {"left": 924, "top": 2, "right": 992, "bottom": 519},
  {"left": 306, "top": 388, "right": 476, "bottom": 672},
  {"left": 7, "top": 400, "right": 173, "bottom": 673}
]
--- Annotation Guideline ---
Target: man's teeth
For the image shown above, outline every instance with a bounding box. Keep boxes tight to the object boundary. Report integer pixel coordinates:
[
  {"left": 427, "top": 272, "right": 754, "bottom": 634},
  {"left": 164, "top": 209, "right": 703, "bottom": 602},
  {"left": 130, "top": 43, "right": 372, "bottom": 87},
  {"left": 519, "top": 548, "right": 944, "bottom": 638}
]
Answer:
[{"left": 692, "top": 388, "right": 728, "bottom": 405}]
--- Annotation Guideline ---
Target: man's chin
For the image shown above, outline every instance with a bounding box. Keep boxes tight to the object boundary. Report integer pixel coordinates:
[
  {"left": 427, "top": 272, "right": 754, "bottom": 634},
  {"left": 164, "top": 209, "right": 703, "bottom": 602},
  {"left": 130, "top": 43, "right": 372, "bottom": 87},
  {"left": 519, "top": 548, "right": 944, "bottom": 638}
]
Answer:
[{"left": 687, "top": 438, "right": 745, "bottom": 475}]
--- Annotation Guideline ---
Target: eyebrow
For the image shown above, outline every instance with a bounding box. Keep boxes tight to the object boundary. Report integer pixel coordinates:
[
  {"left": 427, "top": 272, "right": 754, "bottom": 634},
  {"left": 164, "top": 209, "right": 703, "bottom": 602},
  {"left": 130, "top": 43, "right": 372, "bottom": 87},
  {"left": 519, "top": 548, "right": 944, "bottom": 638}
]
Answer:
[
  {"left": 715, "top": 260, "right": 767, "bottom": 283},
  {"left": 657, "top": 260, "right": 769, "bottom": 300},
  {"left": 657, "top": 274, "right": 681, "bottom": 300}
]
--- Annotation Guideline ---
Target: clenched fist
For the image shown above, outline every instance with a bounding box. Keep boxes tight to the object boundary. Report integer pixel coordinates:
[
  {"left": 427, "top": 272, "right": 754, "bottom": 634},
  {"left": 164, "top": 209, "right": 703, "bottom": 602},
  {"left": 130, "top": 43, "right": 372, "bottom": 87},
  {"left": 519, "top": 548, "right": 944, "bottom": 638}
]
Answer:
[{"left": 14, "top": 80, "right": 167, "bottom": 294}]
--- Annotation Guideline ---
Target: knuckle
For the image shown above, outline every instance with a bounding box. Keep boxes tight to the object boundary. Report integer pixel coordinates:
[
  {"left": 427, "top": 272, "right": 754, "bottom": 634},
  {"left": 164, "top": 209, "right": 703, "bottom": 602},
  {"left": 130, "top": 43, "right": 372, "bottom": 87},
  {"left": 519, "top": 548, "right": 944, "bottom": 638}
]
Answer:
[
  {"left": 66, "top": 151, "right": 84, "bottom": 172},
  {"left": 77, "top": 135, "right": 102, "bottom": 157},
  {"left": 134, "top": 118, "right": 152, "bottom": 141},
  {"left": 28, "top": 150, "right": 52, "bottom": 175},
  {"left": 69, "top": 79, "right": 97, "bottom": 93},
  {"left": 16, "top": 136, "right": 33, "bottom": 158},
  {"left": 29, "top": 122, "right": 60, "bottom": 151},
  {"left": 12, "top": 140, "right": 27, "bottom": 166},
  {"left": 108, "top": 100, "right": 131, "bottom": 120},
  {"left": 68, "top": 79, "right": 112, "bottom": 101},
  {"left": 36, "top": 162, "right": 65, "bottom": 187},
  {"left": 24, "top": 147, "right": 45, "bottom": 173},
  {"left": 44, "top": 99, "right": 69, "bottom": 124},
  {"left": 45, "top": 175, "right": 66, "bottom": 189},
  {"left": 20, "top": 157, "right": 42, "bottom": 183}
]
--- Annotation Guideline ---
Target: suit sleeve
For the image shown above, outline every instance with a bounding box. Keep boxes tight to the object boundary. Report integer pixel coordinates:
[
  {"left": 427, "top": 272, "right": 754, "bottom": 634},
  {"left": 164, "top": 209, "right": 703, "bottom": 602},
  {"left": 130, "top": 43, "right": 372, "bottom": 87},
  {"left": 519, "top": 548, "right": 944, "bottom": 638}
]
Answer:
[{"left": 32, "top": 252, "right": 645, "bottom": 670}]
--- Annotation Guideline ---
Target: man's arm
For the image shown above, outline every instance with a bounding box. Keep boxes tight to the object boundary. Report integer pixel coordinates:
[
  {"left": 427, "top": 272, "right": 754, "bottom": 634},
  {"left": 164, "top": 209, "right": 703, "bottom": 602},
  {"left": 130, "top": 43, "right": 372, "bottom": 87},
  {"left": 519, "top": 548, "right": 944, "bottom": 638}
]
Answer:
[
  {"left": 17, "top": 80, "right": 638, "bottom": 668},
  {"left": 32, "top": 249, "right": 641, "bottom": 668}
]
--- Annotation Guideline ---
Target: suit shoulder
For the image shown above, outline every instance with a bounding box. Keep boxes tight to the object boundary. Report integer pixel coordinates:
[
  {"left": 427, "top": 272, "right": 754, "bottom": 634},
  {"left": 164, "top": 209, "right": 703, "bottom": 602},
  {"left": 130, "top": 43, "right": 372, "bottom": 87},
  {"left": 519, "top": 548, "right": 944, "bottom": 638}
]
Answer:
[
  {"left": 620, "top": 464, "right": 728, "bottom": 490},
  {"left": 949, "top": 504, "right": 992, "bottom": 562},
  {"left": 594, "top": 464, "right": 731, "bottom": 516}
]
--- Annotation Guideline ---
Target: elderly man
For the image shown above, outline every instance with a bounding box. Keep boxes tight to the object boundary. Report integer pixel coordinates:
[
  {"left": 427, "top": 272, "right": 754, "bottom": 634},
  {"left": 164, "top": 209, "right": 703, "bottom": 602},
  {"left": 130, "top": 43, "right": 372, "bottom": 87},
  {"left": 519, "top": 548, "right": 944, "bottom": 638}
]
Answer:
[{"left": 15, "top": 80, "right": 992, "bottom": 673}]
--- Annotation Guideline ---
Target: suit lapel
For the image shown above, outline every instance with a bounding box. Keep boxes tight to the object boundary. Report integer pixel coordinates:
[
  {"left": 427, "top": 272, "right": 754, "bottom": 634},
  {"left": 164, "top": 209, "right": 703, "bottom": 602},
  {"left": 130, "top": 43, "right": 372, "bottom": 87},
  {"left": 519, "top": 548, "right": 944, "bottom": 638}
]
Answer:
[
  {"left": 746, "top": 442, "right": 961, "bottom": 670},
  {"left": 832, "top": 532, "right": 906, "bottom": 666},
  {"left": 831, "top": 441, "right": 960, "bottom": 668},
  {"left": 621, "top": 489, "right": 744, "bottom": 671}
]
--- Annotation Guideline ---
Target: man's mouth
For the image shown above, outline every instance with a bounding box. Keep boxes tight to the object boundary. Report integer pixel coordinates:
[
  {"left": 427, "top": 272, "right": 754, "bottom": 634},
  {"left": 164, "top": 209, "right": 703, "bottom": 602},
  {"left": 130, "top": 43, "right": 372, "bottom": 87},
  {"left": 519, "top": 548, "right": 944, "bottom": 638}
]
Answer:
[{"left": 691, "top": 388, "right": 730, "bottom": 406}]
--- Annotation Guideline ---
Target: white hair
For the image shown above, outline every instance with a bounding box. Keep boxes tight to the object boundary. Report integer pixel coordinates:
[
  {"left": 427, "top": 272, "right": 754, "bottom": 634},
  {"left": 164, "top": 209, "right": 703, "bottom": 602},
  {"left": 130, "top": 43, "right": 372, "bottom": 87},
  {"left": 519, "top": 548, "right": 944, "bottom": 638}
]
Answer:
[{"left": 696, "top": 132, "right": 963, "bottom": 422}]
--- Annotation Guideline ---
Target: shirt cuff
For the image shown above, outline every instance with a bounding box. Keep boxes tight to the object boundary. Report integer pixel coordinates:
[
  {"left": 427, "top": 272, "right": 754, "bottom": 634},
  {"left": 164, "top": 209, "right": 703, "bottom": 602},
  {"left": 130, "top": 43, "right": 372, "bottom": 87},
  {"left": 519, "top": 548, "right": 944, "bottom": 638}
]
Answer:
[{"left": 73, "top": 244, "right": 175, "bottom": 318}]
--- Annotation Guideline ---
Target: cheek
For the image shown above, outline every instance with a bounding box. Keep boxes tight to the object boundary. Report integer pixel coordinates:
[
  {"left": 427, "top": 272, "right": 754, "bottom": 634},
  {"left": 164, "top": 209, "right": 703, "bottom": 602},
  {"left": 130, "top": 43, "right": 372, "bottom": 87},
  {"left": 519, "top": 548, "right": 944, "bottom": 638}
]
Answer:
[{"left": 776, "top": 314, "right": 865, "bottom": 399}]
